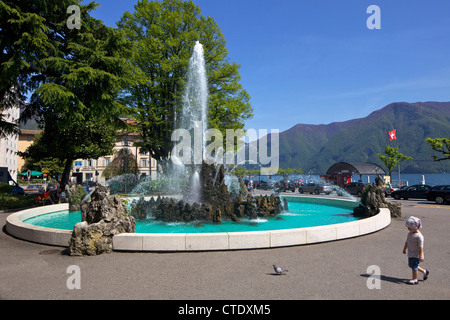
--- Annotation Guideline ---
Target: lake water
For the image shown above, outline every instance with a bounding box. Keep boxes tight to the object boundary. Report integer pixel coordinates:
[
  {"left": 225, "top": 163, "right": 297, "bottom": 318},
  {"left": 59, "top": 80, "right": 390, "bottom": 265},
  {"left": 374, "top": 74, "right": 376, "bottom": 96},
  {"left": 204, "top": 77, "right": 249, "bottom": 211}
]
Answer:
[
  {"left": 354, "top": 173, "right": 449, "bottom": 186},
  {"left": 256, "top": 173, "right": 449, "bottom": 186}
]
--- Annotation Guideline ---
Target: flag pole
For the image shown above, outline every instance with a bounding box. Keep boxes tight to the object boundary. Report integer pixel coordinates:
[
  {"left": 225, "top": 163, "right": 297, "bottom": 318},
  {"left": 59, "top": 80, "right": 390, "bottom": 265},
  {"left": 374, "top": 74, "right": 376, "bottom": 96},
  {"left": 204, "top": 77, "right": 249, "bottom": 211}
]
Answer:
[
  {"left": 388, "top": 129, "right": 400, "bottom": 186},
  {"left": 397, "top": 137, "right": 401, "bottom": 186}
]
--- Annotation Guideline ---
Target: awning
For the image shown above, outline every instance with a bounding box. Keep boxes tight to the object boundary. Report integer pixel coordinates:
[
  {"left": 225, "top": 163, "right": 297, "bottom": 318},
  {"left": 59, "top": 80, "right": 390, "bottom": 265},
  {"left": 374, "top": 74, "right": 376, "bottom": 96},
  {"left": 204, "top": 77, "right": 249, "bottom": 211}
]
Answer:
[
  {"left": 326, "top": 162, "right": 386, "bottom": 176},
  {"left": 18, "top": 171, "right": 43, "bottom": 177}
]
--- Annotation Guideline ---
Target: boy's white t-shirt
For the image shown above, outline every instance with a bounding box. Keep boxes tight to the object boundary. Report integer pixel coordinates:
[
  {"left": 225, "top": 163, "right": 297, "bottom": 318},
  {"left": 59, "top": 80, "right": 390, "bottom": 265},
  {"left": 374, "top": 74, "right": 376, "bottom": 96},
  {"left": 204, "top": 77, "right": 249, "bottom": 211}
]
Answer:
[{"left": 407, "top": 231, "right": 424, "bottom": 258}]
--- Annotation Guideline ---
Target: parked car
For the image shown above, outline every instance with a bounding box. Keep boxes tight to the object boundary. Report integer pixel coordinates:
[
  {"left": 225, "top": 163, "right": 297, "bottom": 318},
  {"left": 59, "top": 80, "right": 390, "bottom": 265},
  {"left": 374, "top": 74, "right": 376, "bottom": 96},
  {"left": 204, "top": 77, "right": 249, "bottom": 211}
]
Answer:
[
  {"left": 275, "top": 180, "right": 296, "bottom": 192},
  {"left": 298, "top": 183, "right": 333, "bottom": 195},
  {"left": 343, "top": 182, "right": 365, "bottom": 197},
  {"left": 391, "top": 184, "right": 433, "bottom": 200},
  {"left": 285, "top": 180, "right": 296, "bottom": 192},
  {"left": 1, "top": 166, "right": 24, "bottom": 195},
  {"left": 426, "top": 185, "right": 450, "bottom": 204},
  {"left": 11, "top": 185, "right": 25, "bottom": 195},
  {"left": 46, "top": 182, "right": 59, "bottom": 192},
  {"left": 24, "top": 184, "right": 45, "bottom": 195},
  {"left": 384, "top": 183, "right": 398, "bottom": 197},
  {"left": 256, "top": 180, "right": 273, "bottom": 190}
]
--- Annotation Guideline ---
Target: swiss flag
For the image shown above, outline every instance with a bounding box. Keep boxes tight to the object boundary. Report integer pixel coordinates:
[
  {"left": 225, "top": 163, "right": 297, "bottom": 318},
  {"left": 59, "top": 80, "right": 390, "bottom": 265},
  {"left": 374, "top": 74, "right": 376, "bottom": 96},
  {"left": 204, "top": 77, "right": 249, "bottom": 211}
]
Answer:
[{"left": 389, "top": 129, "right": 397, "bottom": 141}]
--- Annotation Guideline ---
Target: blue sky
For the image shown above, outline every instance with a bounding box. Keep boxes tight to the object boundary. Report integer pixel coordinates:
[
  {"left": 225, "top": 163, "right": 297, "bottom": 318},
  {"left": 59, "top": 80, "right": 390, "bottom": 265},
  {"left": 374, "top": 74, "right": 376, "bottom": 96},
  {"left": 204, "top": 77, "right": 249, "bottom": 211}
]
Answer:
[{"left": 87, "top": 0, "right": 450, "bottom": 133}]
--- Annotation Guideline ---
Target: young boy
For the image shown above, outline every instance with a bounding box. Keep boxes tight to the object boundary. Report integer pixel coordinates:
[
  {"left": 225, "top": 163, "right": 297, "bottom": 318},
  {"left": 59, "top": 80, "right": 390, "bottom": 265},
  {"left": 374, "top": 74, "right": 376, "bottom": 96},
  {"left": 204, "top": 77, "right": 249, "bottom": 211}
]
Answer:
[{"left": 402, "top": 216, "right": 430, "bottom": 285}]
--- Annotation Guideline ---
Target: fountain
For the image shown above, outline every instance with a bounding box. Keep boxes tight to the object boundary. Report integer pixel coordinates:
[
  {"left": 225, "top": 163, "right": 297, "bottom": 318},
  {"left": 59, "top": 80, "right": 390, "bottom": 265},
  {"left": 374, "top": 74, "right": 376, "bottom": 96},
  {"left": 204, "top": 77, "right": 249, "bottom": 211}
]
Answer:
[{"left": 7, "top": 42, "right": 391, "bottom": 253}]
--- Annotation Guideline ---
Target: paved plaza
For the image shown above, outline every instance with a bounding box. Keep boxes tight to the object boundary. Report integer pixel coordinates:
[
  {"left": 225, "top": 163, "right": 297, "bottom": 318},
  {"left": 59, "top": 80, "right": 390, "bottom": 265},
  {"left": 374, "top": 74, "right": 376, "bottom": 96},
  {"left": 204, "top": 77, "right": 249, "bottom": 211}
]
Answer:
[{"left": 1, "top": 198, "right": 450, "bottom": 300}]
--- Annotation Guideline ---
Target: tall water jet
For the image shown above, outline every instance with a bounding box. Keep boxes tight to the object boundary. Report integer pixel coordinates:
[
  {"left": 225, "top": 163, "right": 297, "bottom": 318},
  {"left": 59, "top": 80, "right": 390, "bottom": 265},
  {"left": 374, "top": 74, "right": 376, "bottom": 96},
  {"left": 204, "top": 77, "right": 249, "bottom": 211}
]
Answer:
[
  {"left": 179, "top": 41, "right": 208, "bottom": 155},
  {"left": 127, "top": 42, "right": 284, "bottom": 223},
  {"left": 176, "top": 41, "right": 209, "bottom": 202}
]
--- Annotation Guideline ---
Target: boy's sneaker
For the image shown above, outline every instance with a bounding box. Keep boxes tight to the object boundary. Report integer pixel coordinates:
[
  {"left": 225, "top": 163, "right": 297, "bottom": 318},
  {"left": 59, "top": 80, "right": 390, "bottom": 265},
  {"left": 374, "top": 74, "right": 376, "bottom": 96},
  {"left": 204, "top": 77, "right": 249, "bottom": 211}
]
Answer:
[
  {"left": 423, "top": 270, "right": 430, "bottom": 281},
  {"left": 407, "top": 279, "right": 418, "bottom": 285}
]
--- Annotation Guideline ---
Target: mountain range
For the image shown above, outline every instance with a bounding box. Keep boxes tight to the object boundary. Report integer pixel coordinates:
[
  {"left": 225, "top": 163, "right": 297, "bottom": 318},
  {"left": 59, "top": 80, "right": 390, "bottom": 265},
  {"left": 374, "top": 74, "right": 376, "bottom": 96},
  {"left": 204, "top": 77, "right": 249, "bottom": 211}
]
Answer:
[
  {"left": 260, "top": 101, "right": 450, "bottom": 174},
  {"left": 22, "top": 100, "right": 449, "bottom": 174}
]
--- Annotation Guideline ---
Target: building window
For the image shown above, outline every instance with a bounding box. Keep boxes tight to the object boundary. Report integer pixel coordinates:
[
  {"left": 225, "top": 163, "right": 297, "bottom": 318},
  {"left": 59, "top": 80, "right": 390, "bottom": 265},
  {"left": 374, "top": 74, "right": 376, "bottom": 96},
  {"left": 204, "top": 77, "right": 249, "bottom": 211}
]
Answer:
[
  {"left": 140, "top": 158, "right": 148, "bottom": 167},
  {"left": 140, "top": 148, "right": 148, "bottom": 156},
  {"left": 85, "top": 159, "right": 94, "bottom": 167},
  {"left": 122, "top": 139, "right": 130, "bottom": 146},
  {"left": 103, "top": 157, "right": 111, "bottom": 167}
]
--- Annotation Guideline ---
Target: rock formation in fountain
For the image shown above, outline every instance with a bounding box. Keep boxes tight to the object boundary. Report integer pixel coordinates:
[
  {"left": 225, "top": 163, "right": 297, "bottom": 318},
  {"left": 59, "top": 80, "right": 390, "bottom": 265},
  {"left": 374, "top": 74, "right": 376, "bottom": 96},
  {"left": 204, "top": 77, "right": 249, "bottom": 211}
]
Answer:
[
  {"left": 354, "top": 175, "right": 402, "bottom": 218},
  {"left": 68, "top": 185, "right": 136, "bottom": 256},
  {"left": 130, "top": 162, "right": 284, "bottom": 223}
]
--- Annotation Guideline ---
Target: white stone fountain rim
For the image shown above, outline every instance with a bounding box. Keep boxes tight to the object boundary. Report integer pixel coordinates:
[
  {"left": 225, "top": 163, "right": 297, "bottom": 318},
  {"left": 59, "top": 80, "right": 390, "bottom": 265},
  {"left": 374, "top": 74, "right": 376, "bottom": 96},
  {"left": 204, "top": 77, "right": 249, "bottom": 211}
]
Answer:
[{"left": 5, "top": 197, "right": 391, "bottom": 251}]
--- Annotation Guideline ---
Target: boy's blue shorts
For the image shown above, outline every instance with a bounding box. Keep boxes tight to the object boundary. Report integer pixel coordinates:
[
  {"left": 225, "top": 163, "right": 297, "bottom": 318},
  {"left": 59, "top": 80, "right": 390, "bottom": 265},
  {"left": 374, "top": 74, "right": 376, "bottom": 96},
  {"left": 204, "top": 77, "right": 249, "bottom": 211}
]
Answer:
[{"left": 408, "top": 257, "right": 420, "bottom": 271}]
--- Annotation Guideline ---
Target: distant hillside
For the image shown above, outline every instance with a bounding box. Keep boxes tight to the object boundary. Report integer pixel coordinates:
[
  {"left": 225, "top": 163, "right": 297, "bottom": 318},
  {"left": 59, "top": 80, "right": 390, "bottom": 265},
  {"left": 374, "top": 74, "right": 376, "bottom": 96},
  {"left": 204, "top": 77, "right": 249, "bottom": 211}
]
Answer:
[{"left": 267, "top": 101, "right": 450, "bottom": 174}]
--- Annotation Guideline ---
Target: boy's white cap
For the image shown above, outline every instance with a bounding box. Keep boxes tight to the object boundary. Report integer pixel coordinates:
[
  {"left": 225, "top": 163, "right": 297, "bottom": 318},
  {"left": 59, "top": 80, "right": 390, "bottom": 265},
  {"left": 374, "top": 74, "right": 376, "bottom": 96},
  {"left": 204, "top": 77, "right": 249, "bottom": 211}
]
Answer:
[{"left": 406, "top": 216, "right": 422, "bottom": 229}]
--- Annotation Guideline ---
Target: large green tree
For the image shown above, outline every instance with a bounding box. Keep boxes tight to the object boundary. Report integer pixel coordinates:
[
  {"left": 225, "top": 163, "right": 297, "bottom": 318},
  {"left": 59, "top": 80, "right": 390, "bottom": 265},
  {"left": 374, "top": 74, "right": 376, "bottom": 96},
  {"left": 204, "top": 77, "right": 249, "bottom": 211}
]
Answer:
[
  {"left": 10, "top": 1, "right": 138, "bottom": 189},
  {"left": 117, "top": 0, "right": 253, "bottom": 166}
]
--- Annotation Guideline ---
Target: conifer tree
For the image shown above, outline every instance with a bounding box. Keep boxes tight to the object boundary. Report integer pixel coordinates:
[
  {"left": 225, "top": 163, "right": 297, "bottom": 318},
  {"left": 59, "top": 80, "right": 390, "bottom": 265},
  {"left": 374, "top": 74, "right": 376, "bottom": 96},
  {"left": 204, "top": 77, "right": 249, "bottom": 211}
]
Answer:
[
  {"left": 0, "top": 0, "right": 69, "bottom": 136},
  {"left": 6, "top": 1, "right": 138, "bottom": 189}
]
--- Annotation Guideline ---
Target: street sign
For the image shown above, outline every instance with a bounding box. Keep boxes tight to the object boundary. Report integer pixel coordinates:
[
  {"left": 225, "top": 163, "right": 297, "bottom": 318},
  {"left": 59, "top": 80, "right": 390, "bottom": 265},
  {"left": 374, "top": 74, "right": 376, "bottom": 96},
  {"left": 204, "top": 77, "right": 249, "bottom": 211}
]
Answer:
[{"left": 74, "top": 161, "right": 82, "bottom": 167}]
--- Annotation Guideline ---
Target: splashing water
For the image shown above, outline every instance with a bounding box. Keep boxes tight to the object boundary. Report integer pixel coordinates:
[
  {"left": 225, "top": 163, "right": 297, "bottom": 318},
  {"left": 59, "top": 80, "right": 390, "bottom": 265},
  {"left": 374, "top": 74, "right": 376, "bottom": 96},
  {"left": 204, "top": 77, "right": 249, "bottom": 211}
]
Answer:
[{"left": 189, "top": 171, "right": 201, "bottom": 204}]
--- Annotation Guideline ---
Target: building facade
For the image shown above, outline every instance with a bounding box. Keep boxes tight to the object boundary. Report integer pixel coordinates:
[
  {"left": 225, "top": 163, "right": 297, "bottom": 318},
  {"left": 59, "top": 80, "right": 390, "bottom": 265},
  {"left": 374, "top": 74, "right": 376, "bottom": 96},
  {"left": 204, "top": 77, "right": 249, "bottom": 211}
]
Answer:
[
  {"left": 0, "top": 105, "right": 20, "bottom": 180},
  {"left": 17, "top": 129, "right": 41, "bottom": 174},
  {"left": 17, "top": 119, "right": 159, "bottom": 184},
  {"left": 72, "top": 131, "right": 159, "bottom": 184}
]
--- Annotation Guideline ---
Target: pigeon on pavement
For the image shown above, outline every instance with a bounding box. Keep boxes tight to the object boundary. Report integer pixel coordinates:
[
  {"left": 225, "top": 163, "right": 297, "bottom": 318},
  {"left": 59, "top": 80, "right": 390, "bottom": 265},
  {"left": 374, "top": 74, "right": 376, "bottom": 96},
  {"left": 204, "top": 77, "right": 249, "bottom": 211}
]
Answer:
[{"left": 273, "top": 264, "right": 288, "bottom": 275}]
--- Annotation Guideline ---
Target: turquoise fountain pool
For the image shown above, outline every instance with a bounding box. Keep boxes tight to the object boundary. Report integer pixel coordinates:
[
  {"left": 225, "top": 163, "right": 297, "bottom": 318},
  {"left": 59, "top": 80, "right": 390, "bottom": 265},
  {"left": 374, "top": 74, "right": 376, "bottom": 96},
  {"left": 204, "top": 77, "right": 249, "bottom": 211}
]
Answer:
[{"left": 23, "top": 198, "right": 361, "bottom": 234}]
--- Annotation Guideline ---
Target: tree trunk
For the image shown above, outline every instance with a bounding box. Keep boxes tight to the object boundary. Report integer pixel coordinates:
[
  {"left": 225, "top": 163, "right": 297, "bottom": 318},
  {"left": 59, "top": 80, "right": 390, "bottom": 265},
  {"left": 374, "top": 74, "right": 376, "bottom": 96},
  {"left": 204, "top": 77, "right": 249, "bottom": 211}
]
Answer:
[{"left": 60, "top": 158, "right": 73, "bottom": 191}]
